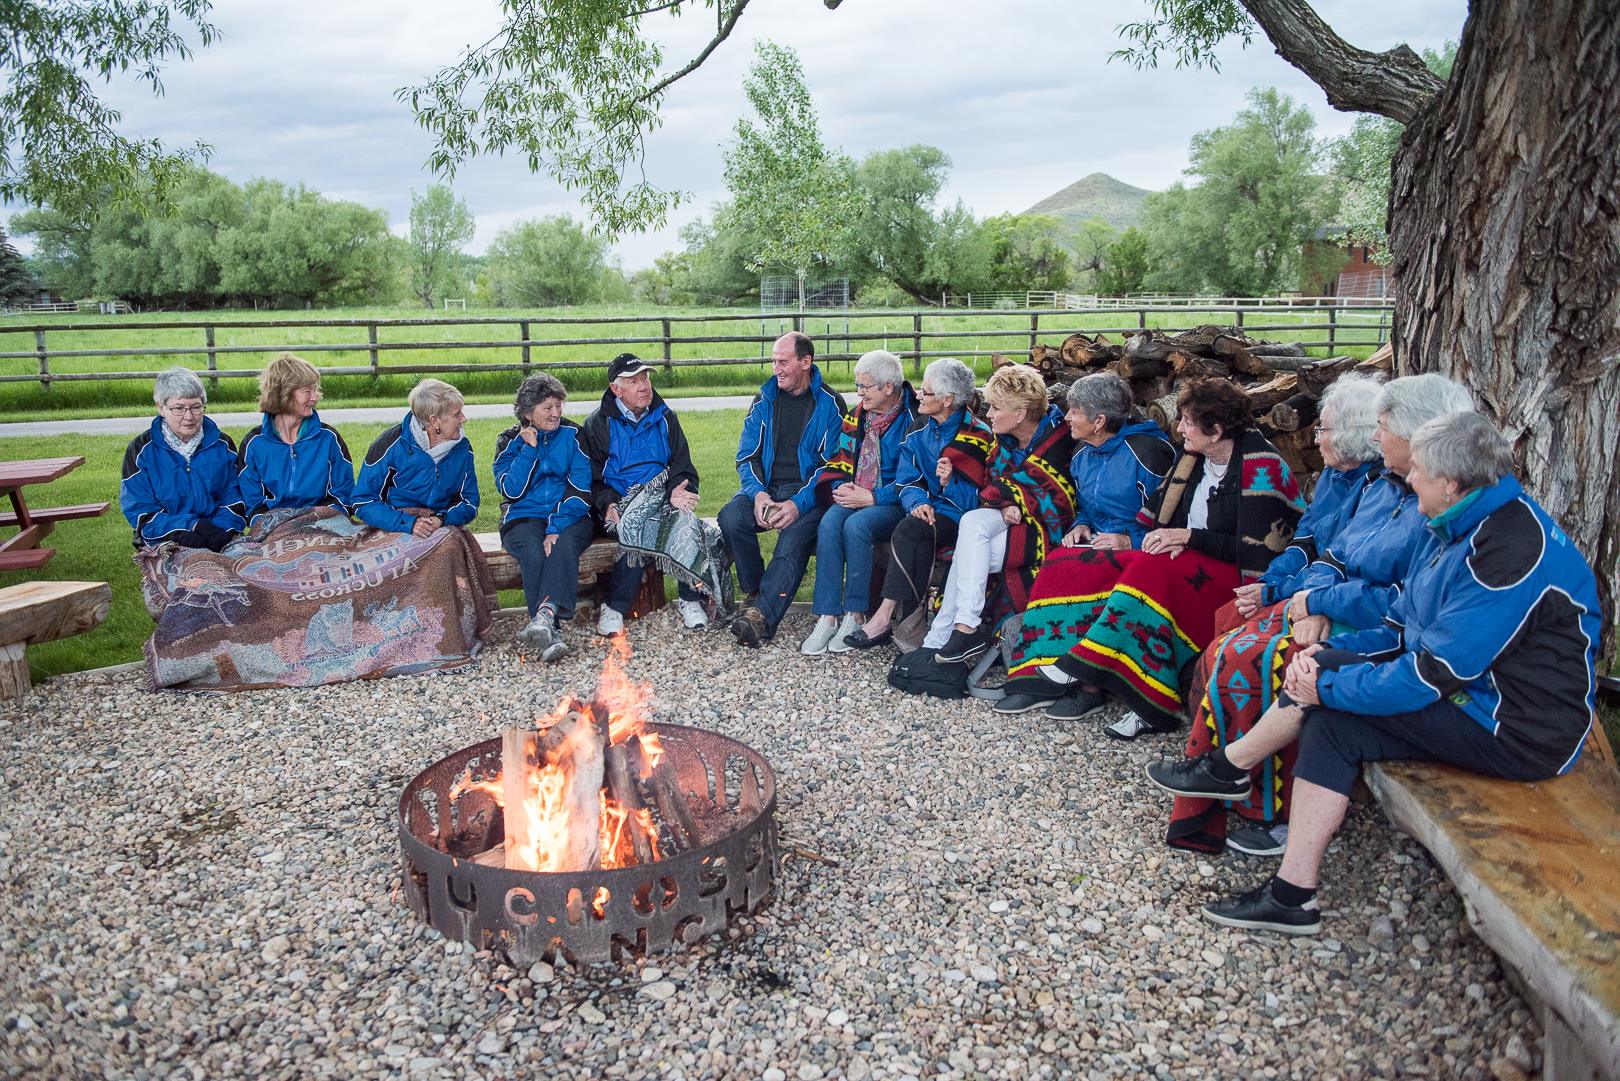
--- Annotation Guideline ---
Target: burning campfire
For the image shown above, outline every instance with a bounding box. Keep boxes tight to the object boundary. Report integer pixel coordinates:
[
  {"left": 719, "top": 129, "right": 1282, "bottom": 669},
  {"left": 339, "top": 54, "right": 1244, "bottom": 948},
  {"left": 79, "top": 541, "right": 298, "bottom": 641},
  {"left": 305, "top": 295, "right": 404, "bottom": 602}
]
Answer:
[{"left": 398, "top": 640, "right": 778, "bottom": 963}]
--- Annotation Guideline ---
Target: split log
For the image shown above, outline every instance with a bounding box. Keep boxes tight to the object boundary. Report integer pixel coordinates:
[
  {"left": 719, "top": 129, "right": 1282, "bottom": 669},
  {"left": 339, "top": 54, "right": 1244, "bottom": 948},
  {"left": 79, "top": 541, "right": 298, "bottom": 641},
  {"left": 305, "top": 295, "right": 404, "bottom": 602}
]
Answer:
[
  {"left": 1244, "top": 373, "right": 1301, "bottom": 413},
  {"left": 1028, "top": 344, "right": 1062, "bottom": 374},
  {"left": 1210, "top": 335, "right": 1271, "bottom": 376},
  {"left": 1123, "top": 330, "right": 1178, "bottom": 364},
  {"left": 1244, "top": 341, "right": 1308, "bottom": 358},
  {"left": 1060, "top": 333, "right": 1100, "bottom": 367},
  {"left": 604, "top": 743, "right": 657, "bottom": 866},
  {"left": 646, "top": 763, "right": 700, "bottom": 852},
  {"left": 1299, "top": 355, "right": 1361, "bottom": 398},
  {"left": 1129, "top": 374, "right": 1174, "bottom": 406},
  {"left": 1359, "top": 341, "right": 1395, "bottom": 373},
  {"left": 1168, "top": 351, "right": 1232, "bottom": 381},
  {"left": 1270, "top": 426, "right": 1323, "bottom": 479},
  {"left": 1147, "top": 391, "right": 1183, "bottom": 446},
  {"left": 470, "top": 844, "right": 506, "bottom": 868},
  {"left": 1267, "top": 393, "right": 1320, "bottom": 433},
  {"left": 502, "top": 712, "right": 606, "bottom": 872},
  {"left": 1112, "top": 353, "right": 1171, "bottom": 380},
  {"left": 990, "top": 352, "right": 1015, "bottom": 370}
]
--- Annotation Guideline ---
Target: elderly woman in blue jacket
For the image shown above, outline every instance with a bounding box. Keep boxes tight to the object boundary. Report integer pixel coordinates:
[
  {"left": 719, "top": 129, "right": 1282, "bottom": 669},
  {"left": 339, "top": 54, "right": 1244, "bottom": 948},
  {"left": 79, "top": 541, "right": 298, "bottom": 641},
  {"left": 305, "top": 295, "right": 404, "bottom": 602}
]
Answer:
[
  {"left": 352, "top": 379, "right": 478, "bottom": 538},
  {"left": 1056, "top": 371, "right": 1175, "bottom": 551},
  {"left": 493, "top": 373, "right": 594, "bottom": 662},
  {"left": 120, "top": 367, "right": 246, "bottom": 551},
  {"left": 845, "top": 358, "right": 986, "bottom": 650},
  {"left": 236, "top": 354, "right": 355, "bottom": 524},
  {"left": 800, "top": 350, "right": 918, "bottom": 655},
  {"left": 1149, "top": 411, "right": 1603, "bottom": 935}
]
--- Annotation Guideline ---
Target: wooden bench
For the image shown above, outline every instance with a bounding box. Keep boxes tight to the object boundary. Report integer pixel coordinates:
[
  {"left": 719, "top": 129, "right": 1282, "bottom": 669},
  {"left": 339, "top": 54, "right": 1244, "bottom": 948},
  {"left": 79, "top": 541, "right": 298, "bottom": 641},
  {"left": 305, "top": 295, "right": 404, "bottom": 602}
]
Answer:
[
  {"left": 1366, "top": 723, "right": 1620, "bottom": 1079},
  {"left": 474, "top": 533, "right": 667, "bottom": 618},
  {"left": 0, "top": 581, "right": 112, "bottom": 701}
]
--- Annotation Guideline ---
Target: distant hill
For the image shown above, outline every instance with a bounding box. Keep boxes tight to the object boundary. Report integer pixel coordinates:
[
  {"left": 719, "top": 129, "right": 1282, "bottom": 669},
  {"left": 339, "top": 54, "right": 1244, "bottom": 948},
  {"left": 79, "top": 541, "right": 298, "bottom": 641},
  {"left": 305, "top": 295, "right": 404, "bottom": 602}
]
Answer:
[{"left": 1024, "top": 173, "right": 1153, "bottom": 232}]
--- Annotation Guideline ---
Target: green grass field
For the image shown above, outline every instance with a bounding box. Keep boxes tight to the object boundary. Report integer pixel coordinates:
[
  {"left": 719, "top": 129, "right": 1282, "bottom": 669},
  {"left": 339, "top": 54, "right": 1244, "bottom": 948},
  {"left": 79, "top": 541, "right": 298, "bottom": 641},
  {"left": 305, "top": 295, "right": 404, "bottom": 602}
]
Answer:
[
  {"left": 0, "top": 409, "right": 764, "bottom": 681},
  {"left": 0, "top": 303, "right": 1392, "bottom": 421}
]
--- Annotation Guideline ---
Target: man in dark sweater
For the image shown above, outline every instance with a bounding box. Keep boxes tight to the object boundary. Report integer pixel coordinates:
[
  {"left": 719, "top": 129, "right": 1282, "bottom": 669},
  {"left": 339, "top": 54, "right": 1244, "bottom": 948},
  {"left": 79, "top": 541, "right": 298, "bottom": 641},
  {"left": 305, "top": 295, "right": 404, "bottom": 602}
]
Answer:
[{"left": 721, "top": 332, "right": 848, "bottom": 645}]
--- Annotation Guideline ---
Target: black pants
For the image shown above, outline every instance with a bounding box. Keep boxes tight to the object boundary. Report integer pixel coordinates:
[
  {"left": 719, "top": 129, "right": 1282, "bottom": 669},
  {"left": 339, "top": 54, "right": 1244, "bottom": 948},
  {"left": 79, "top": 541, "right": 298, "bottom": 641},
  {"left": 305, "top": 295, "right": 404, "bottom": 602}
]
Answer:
[
  {"left": 880, "top": 513, "right": 959, "bottom": 618},
  {"left": 501, "top": 517, "right": 595, "bottom": 620}
]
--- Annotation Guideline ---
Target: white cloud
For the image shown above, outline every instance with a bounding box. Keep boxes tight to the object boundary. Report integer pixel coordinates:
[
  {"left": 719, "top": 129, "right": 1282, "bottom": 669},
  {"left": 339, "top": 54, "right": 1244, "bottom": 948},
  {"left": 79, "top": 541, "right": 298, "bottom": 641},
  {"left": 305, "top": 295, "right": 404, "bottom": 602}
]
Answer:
[{"left": 6, "top": 0, "right": 1466, "bottom": 269}]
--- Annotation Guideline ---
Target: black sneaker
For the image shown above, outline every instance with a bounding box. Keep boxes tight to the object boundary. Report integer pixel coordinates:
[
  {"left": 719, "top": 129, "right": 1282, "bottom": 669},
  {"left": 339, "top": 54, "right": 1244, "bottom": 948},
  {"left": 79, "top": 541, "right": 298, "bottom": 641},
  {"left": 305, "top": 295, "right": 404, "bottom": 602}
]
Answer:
[
  {"left": 1202, "top": 880, "right": 1320, "bottom": 935},
  {"left": 936, "top": 627, "right": 990, "bottom": 665},
  {"left": 1227, "top": 823, "right": 1288, "bottom": 857},
  {"left": 1144, "top": 753, "right": 1252, "bottom": 801},
  {"left": 992, "top": 691, "right": 1056, "bottom": 715},
  {"left": 1045, "top": 686, "right": 1107, "bottom": 721},
  {"left": 729, "top": 607, "right": 769, "bottom": 648}
]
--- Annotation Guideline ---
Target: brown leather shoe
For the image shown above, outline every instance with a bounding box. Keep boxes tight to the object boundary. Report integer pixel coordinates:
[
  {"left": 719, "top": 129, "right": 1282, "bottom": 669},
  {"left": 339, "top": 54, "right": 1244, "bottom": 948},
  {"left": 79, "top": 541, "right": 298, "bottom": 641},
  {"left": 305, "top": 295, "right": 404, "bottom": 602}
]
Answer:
[{"left": 729, "top": 606, "right": 769, "bottom": 648}]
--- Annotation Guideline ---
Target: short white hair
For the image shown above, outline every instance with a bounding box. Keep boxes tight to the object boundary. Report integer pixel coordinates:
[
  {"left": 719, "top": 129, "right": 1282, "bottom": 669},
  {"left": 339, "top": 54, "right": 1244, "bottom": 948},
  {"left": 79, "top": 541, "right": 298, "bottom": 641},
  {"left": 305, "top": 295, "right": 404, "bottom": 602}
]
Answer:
[
  {"left": 922, "top": 358, "right": 975, "bottom": 410},
  {"left": 854, "top": 349, "right": 903, "bottom": 388},
  {"left": 1379, "top": 373, "right": 1474, "bottom": 439},
  {"left": 1411, "top": 411, "right": 1516, "bottom": 491},
  {"left": 1318, "top": 373, "right": 1383, "bottom": 463},
  {"left": 153, "top": 366, "right": 205, "bottom": 405},
  {"left": 409, "top": 378, "right": 464, "bottom": 424}
]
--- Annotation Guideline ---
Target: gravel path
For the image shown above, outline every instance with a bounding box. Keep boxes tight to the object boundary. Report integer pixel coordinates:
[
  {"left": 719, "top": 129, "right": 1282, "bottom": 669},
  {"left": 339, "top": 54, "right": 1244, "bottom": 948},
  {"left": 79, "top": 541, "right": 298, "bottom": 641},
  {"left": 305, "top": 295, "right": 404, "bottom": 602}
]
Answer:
[{"left": 0, "top": 611, "right": 1543, "bottom": 1080}]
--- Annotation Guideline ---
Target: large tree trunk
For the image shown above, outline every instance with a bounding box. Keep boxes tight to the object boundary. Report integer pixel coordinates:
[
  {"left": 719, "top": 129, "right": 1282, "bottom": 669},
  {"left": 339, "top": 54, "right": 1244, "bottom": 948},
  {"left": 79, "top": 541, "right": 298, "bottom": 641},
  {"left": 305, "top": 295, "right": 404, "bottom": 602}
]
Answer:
[{"left": 1386, "top": 0, "right": 1620, "bottom": 655}]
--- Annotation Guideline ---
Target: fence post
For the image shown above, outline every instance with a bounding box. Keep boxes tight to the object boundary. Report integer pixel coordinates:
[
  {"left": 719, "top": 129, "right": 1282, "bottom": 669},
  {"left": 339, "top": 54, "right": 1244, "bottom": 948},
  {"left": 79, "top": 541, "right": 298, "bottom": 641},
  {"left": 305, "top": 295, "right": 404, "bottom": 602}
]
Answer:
[
  {"left": 33, "top": 329, "right": 48, "bottom": 392},
  {"left": 1028, "top": 312, "right": 1040, "bottom": 354},
  {"left": 1234, "top": 309, "right": 1244, "bottom": 333},
  {"left": 520, "top": 320, "right": 532, "bottom": 374},
  {"left": 791, "top": 313, "right": 804, "bottom": 335},
  {"left": 661, "top": 317, "right": 672, "bottom": 376},
  {"left": 1327, "top": 308, "right": 1339, "bottom": 354},
  {"left": 368, "top": 323, "right": 380, "bottom": 378},
  {"left": 1138, "top": 308, "right": 1147, "bottom": 330},
  {"left": 912, "top": 313, "right": 924, "bottom": 378},
  {"left": 205, "top": 325, "right": 218, "bottom": 391}
]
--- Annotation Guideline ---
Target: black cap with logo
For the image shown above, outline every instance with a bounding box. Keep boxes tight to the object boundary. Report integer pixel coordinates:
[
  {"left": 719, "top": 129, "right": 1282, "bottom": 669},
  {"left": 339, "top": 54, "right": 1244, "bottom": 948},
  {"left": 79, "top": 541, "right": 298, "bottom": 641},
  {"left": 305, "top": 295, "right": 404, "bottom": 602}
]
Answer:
[{"left": 607, "top": 352, "right": 656, "bottom": 381}]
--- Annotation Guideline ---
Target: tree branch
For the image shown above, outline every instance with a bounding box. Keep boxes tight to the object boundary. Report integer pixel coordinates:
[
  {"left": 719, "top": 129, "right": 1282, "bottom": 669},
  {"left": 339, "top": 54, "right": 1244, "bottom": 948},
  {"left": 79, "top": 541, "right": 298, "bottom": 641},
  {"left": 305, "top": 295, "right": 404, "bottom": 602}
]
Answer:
[
  {"left": 636, "top": 0, "right": 753, "bottom": 103},
  {"left": 1240, "top": 0, "right": 1444, "bottom": 123}
]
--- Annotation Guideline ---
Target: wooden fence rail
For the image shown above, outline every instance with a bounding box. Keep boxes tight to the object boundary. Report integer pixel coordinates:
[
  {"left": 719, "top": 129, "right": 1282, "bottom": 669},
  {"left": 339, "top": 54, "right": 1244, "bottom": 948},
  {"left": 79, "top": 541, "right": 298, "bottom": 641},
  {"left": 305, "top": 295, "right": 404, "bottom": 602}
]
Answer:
[{"left": 0, "top": 304, "right": 1394, "bottom": 390}]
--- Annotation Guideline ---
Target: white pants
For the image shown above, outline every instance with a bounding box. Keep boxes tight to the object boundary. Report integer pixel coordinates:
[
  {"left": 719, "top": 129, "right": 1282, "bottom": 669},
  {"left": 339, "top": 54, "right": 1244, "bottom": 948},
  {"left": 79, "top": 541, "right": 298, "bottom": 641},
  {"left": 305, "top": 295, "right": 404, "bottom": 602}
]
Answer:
[{"left": 923, "top": 507, "right": 1009, "bottom": 648}]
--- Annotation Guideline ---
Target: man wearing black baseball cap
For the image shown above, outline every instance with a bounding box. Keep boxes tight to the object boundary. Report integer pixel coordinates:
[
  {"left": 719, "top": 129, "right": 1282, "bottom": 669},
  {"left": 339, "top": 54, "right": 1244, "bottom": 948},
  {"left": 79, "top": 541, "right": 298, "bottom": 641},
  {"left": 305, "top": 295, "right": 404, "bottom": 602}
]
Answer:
[{"left": 580, "top": 352, "right": 707, "bottom": 632}]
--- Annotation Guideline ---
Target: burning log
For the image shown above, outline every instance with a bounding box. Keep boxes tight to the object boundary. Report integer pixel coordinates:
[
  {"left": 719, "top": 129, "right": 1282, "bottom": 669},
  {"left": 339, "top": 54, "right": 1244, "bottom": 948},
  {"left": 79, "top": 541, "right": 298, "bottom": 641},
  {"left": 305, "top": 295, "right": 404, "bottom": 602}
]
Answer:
[
  {"left": 501, "top": 713, "right": 607, "bottom": 873},
  {"left": 604, "top": 743, "right": 658, "bottom": 866}
]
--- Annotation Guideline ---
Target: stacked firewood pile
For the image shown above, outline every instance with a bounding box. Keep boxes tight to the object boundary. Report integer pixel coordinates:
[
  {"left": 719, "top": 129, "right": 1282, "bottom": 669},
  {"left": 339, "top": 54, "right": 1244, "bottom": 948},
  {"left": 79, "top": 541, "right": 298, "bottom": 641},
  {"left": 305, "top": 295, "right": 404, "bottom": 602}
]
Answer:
[{"left": 993, "top": 326, "right": 1393, "bottom": 482}]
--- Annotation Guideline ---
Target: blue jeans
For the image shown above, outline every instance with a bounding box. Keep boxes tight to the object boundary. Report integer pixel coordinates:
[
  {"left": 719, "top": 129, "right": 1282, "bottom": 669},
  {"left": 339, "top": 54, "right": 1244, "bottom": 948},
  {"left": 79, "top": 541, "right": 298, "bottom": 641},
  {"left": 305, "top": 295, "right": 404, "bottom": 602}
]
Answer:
[
  {"left": 717, "top": 491, "right": 825, "bottom": 635},
  {"left": 603, "top": 552, "right": 701, "bottom": 615},
  {"left": 501, "top": 516, "right": 594, "bottom": 619},
  {"left": 811, "top": 502, "right": 904, "bottom": 615}
]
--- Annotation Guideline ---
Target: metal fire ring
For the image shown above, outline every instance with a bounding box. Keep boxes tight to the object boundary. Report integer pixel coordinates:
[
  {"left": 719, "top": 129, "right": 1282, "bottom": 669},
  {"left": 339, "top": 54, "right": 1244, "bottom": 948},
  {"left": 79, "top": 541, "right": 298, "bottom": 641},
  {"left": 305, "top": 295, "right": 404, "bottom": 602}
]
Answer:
[{"left": 398, "top": 722, "right": 779, "bottom": 965}]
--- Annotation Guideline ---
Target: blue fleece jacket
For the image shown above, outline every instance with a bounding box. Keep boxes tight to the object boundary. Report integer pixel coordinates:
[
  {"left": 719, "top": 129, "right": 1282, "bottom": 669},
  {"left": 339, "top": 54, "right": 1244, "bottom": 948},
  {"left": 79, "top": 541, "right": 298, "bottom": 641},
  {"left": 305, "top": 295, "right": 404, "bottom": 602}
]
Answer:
[
  {"left": 735, "top": 365, "right": 848, "bottom": 515},
  {"left": 1260, "top": 460, "right": 1381, "bottom": 603},
  {"left": 895, "top": 407, "right": 989, "bottom": 521},
  {"left": 120, "top": 416, "right": 247, "bottom": 545},
  {"left": 1290, "top": 472, "right": 1426, "bottom": 628},
  {"left": 491, "top": 420, "right": 593, "bottom": 535},
  {"left": 1320, "top": 474, "right": 1603, "bottom": 776},
  {"left": 350, "top": 412, "right": 479, "bottom": 533},
  {"left": 236, "top": 411, "right": 355, "bottom": 524},
  {"left": 1068, "top": 419, "right": 1175, "bottom": 545}
]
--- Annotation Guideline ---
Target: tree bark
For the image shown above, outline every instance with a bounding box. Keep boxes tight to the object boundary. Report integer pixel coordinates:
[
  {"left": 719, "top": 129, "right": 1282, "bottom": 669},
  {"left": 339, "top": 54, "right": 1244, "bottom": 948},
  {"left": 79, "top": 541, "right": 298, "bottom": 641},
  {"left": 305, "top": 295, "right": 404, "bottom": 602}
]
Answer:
[{"left": 1385, "top": 0, "right": 1620, "bottom": 654}]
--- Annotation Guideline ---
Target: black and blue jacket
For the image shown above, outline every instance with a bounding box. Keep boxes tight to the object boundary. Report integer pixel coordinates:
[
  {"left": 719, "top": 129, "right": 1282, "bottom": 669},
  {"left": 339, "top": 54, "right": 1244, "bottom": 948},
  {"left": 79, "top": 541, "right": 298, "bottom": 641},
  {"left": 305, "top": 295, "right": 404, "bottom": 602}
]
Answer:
[
  {"left": 120, "top": 416, "right": 246, "bottom": 546},
  {"left": 491, "top": 420, "right": 593, "bottom": 536},
  {"left": 1296, "top": 471, "right": 1426, "bottom": 628},
  {"left": 579, "top": 388, "right": 698, "bottom": 520},
  {"left": 1260, "top": 459, "right": 1381, "bottom": 603},
  {"left": 1068, "top": 419, "right": 1175, "bottom": 545},
  {"left": 351, "top": 412, "right": 479, "bottom": 533},
  {"left": 1320, "top": 474, "right": 1603, "bottom": 776},
  {"left": 236, "top": 411, "right": 355, "bottom": 525},
  {"left": 815, "top": 382, "right": 919, "bottom": 506},
  {"left": 735, "top": 364, "right": 848, "bottom": 515},
  {"left": 895, "top": 407, "right": 989, "bottom": 522}
]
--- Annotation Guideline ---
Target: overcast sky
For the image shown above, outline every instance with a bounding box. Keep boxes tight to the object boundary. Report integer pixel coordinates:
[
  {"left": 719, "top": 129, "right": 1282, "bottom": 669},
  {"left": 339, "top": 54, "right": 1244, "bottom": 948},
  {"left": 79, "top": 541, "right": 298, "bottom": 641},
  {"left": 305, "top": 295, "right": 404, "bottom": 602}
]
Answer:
[{"left": 10, "top": 0, "right": 1465, "bottom": 270}]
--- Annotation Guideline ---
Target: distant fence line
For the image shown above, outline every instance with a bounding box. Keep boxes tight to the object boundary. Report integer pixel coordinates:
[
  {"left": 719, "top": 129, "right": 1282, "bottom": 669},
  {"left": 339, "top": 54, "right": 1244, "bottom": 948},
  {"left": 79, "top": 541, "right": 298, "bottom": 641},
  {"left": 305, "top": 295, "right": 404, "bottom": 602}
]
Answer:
[
  {"left": 0, "top": 304, "right": 1395, "bottom": 390},
  {"left": 941, "top": 291, "right": 1392, "bottom": 310}
]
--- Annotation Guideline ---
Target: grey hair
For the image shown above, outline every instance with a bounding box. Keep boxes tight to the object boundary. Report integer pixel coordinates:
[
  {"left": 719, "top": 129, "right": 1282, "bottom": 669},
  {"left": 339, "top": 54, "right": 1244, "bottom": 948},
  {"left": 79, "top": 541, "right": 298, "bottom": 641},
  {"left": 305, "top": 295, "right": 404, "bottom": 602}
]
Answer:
[
  {"left": 1410, "top": 411, "right": 1516, "bottom": 491},
  {"left": 153, "top": 366, "right": 206, "bottom": 405},
  {"left": 1378, "top": 373, "right": 1474, "bottom": 439},
  {"left": 1065, "top": 372, "right": 1134, "bottom": 435},
  {"left": 409, "top": 378, "right": 464, "bottom": 424},
  {"left": 513, "top": 373, "right": 567, "bottom": 420},
  {"left": 854, "top": 349, "right": 903, "bottom": 389},
  {"left": 1318, "top": 373, "right": 1384, "bottom": 463},
  {"left": 922, "top": 357, "right": 975, "bottom": 410}
]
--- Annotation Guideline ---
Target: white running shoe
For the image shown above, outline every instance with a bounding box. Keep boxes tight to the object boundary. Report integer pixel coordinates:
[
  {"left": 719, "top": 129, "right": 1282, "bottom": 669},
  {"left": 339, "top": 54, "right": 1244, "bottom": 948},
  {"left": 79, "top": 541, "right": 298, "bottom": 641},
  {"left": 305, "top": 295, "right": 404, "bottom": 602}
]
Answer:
[
  {"left": 1105, "top": 710, "right": 1166, "bottom": 741},
  {"left": 675, "top": 598, "right": 709, "bottom": 629},
  {"left": 800, "top": 618, "right": 839, "bottom": 656},
  {"left": 596, "top": 606, "right": 626, "bottom": 636},
  {"left": 825, "top": 612, "right": 864, "bottom": 654}
]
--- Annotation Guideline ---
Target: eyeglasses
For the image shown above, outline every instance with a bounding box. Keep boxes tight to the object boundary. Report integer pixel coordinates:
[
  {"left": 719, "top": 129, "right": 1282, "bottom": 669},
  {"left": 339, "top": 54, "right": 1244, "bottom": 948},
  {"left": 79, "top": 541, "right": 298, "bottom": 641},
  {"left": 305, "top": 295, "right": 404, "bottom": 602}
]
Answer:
[
  {"left": 918, "top": 389, "right": 940, "bottom": 398},
  {"left": 166, "top": 403, "right": 205, "bottom": 415},
  {"left": 1313, "top": 426, "right": 1333, "bottom": 435},
  {"left": 853, "top": 380, "right": 879, "bottom": 392}
]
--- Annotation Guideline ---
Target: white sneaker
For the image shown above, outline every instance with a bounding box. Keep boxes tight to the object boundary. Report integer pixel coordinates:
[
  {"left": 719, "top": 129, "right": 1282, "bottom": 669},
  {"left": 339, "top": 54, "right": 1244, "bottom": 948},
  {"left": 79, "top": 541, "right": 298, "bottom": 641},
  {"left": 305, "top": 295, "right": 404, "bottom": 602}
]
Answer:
[
  {"left": 518, "top": 611, "right": 554, "bottom": 653},
  {"left": 596, "top": 606, "right": 626, "bottom": 636},
  {"left": 800, "top": 618, "right": 839, "bottom": 656},
  {"left": 675, "top": 598, "right": 709, "bottom": 629},
  {"left": 1105, "top": 710, "right": 1167, "bottom": 741},
  {"left": 825, "top": 613, "right": 864, "bottom": 654}
]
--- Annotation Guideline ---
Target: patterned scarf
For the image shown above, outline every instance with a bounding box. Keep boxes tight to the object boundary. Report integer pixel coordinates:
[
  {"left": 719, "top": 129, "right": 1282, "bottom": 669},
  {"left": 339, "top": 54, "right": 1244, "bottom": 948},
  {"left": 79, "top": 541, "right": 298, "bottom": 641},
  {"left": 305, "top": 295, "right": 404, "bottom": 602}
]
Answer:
[
  {"left": 162, "top": 423, "right": 203, "bottom": 462},
  {"left": 410, "top": 416, "right": 460, "bottom": 464},
  {"left": 853, "top": 401, "right": 903, "bottom": 489}
]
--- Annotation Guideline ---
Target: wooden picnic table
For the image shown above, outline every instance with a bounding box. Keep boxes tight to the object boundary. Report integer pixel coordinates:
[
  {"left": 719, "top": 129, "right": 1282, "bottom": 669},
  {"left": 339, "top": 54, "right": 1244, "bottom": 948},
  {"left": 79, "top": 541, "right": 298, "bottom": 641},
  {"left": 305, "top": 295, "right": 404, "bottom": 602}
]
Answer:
[{"left": 0, "top": 456, "right": 110, "bottom": 571}]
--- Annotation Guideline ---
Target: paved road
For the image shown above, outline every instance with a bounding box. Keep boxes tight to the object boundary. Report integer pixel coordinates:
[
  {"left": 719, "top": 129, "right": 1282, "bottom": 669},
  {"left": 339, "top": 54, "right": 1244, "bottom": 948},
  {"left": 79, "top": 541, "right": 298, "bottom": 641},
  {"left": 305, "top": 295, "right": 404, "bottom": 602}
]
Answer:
[{"left": 0, "top": 395, "right": 758, "bottom": 439}]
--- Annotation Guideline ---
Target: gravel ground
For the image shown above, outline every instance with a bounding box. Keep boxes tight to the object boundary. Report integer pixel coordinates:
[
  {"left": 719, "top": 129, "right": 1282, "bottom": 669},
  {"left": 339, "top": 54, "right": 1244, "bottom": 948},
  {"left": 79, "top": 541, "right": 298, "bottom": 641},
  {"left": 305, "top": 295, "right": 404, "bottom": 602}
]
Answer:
[{"left": 1, "top": 609, "right": 1545, "bottom": 1080}]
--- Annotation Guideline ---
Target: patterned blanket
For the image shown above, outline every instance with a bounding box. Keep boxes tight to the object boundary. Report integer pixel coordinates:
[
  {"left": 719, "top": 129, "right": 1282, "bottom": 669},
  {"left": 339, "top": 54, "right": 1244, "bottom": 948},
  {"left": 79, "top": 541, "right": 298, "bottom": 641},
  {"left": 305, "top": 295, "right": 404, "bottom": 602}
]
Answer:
[
  {"left": 137, "top": 506, "right": 496, "bottom": 692},
  {"left": 612, "top": 469, "right": 735, "bottom": 617}
]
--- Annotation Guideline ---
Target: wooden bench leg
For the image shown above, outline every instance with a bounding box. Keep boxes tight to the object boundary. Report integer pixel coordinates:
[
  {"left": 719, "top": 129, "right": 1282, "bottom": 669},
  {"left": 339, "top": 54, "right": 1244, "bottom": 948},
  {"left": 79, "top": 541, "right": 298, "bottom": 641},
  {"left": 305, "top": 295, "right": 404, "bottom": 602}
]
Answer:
[{"left": 0, "top": 641, "right": 29, "bottom": 701}]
